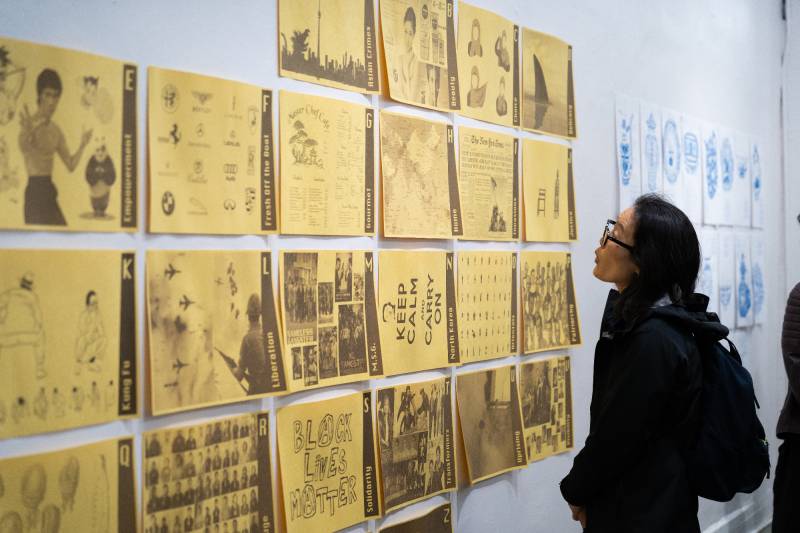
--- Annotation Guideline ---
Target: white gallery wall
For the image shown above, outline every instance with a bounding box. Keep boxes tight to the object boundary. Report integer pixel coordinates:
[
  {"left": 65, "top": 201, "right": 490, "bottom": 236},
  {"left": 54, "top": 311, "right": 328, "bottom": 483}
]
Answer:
[{"left": 0, "top": 1, "right": 788, "bottom": 532}]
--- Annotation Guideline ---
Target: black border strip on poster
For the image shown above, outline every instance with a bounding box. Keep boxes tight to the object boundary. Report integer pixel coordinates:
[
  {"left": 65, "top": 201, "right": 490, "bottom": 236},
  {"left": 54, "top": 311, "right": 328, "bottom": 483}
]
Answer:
[
  {"left": 446, "top": 126, "right": 463, "bottom": 236},
  {"left": 261, "top": 89, "right": 277, "bottom": 231},
  {"left": 509, "top": 367, "right": 527, "bottom": 466},
  {"left": 446, "top": 0, "right": 460, "bottom": 109},
  {"left": 118, "top": 437, "right": 136, "bottom": 533},
  {"left": 362, "top": 391, "right": 380, "bottom": 517},
  {"left": 565, "top": 357, "right": 574, "bottom": 449},
  {"left": 512, "top": 25, "right": 520, "bottom": 127},
  {"left": 118, "top": 252, "right": 136, "bottom": 416},
  {"left": 364, "top": 252, "right": 384, "bottom": 376},
  {"left": 365, "top": 109, "right": 375, "bottom": 233},
  {"left": 565, "top": 253, "right": 581, "bottom": 344},
  {"left": 567, "top": 45, "right": 576, "bottom": 137},
  {"left": 567, "top": 148, "right": 577, "bottom": 240},
  {"left": 257, "top": 412, "right": 276, "bottom": 533},
  {"left": 363, "top": 0, "right": 379, "bottom": 92},
  {"left": 510, "top": 253, "right": 518, "bottom": 353},
  {"left": 512, "top": 138, "right": 520, "bottom": 239},
  {"left": 261, "top": 252, "right": 287, "bottom": 392},
  {"left": 446, "top": 253, "right": 460, "bottom": 364},
  {"left": 120, "top": 64, "right": 137, "bottom": 228},
  {"left": 442, "top": 376, "right": 456, "bottom": 489}
]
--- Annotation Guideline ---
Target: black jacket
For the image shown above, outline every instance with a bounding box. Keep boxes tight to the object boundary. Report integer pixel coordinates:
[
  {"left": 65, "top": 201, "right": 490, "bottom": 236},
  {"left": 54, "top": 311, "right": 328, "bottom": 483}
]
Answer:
[
  {"left": 777, "top": 282, "right": 800, "bottom": 437},
  {"left": 560, "top": 290, "right": 706, "bottom": 533}
]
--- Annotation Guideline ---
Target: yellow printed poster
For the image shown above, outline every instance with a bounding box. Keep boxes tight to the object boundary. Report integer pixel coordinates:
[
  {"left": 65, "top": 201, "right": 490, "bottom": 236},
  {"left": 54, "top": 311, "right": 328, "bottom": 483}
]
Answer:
[
  {"left": 276, "top": 391, "right": 380, "bottom": 533},
  {"left": 0, "top": 37, "right": 137, "bottom": 232},
  {"left": 376, "top": 377, "right": 456, "bottom": 512},
  {"left": 456, "top": 365, "right": 526, "bottom": 484},
  {"left": 519, "top": 355, "right": 573, "bottom": 463},
  {"left": 142, "top": 413, "right": 276, "bottom": 533},
  {"left": 0, "top": 437, "right": 136, "bottom": 533},
  {"left": 148, "top": 67, "right": 277, "bottom": 235},
  {"left": 380, "top": 0, "right": 460, "bottom": 111},
  {"left": 278, "top": 0, "right": 380, "bottom": 94},
  {"left": 279, "top": 251, "right": 383, "bottom": 391},
  {"left": 458, "top": 126, "right": 519, "bottom": 241},
  {"left": 457, "top": 2, "right": 519, "bottom": 127},
  {"left": 0, "top": 249, "right": 137, "bottom": 439},
  {"left": 379, "top": 502, "right": 453, "bottom": 533},
  {"left": 146, "top": 251, "right": 287, "bottom": 415},
  {"left": 380, "top": 110, "right": 462, "bottom": 239},
  {"left": 457, "top": 251, "right": 517, "bottom": 364},
  {"left": 377, "top": 251, "right": 459, "bottom": 376},
  {"left": 522, "top": 139, "right": 577, "bottom": 242},
  {"left": 521, "top": 28, "right": 576, "bottom": 139},
  {"left": 279, "top": 91, "right": 375, "bottom": 236},
  {"left": 520, "top": 251, "right": 581, "bottom": 354}
]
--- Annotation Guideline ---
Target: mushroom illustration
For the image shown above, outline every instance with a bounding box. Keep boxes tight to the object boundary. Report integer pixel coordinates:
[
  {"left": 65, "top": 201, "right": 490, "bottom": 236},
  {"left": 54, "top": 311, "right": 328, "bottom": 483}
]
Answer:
[
  {"left": 20, "top": 464, "right": 46, "bottom": 529},
  {"left": 40, "top": 504, "right": 61, "bottom": 533},
  {"left": 58, "top": 457, "right": 79, "bottom": 512},
  {"left": 0, "top": 511, "right": 22, "bottom": 533}
]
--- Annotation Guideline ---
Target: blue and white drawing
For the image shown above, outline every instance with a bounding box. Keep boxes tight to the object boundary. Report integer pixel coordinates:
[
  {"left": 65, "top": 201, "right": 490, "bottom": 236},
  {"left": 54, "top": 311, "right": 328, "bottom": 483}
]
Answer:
[
  {"left": 737, "top": 254, "right": 751, "bottom": 319},
  {"left": 662, "top": 118, "right": 681, "bottom": 184},
  {"left": 698, "top": 260, "right": 713, "bottom": 298},
  {"left": 751, "top": 144, "right": 761, "bottom": 202},
  {"left": 619, "top": 114, "right": 634, "bottom": 186},
  {"left": 719, "top": 284, "right": 732, "bottom": 308},
  {"left": 644, "top": 112, "right": 660, "bottom": 192},
  {"left": 752, "top": 261, "right": 764, "bottom": 318},
  {"left": 683, "top": 131, "right": 699, "bottom": 174},
  {"left": 704, "top": 132, "right": 718, "bottom": 199},
  {"left": 720, "top": 137, "right": 734, "bottom": 192}
]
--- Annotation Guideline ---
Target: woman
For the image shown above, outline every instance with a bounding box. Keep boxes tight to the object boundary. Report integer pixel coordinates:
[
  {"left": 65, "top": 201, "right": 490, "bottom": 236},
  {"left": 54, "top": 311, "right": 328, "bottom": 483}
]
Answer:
[{"left": 560, "top": 194, "right": 704, "bottom": 532}]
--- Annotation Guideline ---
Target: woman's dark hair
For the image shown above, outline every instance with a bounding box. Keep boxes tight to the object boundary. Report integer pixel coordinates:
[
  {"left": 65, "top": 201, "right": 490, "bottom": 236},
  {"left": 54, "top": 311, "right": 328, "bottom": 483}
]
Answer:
[
  {"left": 615, "top": 194, "right": 700, "bottom": 324},
  {"left": 404, "top": 7, "right": 416, "bottom": 34}
]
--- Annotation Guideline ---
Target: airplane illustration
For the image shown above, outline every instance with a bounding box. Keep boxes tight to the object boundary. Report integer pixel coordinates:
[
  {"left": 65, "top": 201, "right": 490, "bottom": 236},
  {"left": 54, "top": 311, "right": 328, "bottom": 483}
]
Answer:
[
  {"left": 164, "top": 263, "right": 181, "bottom": 280},
  {"left": 172, "top": 358, "right": 189, "bottom": 373},
  {"left": 163, "top": 381, "right": 179, "bottom": 389},
  {"left": 214, "top": 277, "right": 224, "bottom": 286},
  {"left": 179, "top": 294, "right": 195, "bottom": 311}
]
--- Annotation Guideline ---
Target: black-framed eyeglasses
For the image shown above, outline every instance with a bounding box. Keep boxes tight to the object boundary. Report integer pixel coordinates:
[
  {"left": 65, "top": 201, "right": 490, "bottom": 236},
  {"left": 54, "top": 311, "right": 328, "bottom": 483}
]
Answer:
[{"left": 601, "top": 219, "right": 634, "bottom": 252}]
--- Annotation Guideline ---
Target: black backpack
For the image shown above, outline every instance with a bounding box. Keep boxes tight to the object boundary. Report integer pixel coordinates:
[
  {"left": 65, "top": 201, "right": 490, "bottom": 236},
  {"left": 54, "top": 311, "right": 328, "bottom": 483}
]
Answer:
[{"left": 656, "top": 300, "right": 770, "bottom": 502}]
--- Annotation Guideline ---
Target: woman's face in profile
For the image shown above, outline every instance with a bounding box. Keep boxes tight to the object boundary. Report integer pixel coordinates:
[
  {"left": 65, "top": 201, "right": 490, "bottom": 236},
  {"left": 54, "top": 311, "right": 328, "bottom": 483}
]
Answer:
[{"left": 593, "top": 207, "right": 639, "bottom": 289}]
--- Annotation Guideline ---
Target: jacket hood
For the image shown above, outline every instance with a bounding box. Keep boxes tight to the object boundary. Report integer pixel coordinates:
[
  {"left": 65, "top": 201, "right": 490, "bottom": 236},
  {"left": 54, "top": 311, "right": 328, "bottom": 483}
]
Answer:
[{"left": 602, "top": 289, "right": 729, "bottom": 341}]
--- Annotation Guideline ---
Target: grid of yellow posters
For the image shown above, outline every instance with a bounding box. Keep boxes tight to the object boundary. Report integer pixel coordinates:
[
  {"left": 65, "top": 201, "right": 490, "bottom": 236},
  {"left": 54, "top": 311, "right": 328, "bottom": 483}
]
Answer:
[
  {"left": 0, "top": 437, "right": 136, "bottom": 533},
  {"left": 522, "top": 139, "right": 577, "bottom": 242},
  {"left": 0, "top": 249, "right": 137, "bottom": 439},
  {"left": 379, "top": 502, "right": 453, "bottom": 533},
  {"left": 279, "top": 251, "right": 383, "bottom": 391},
  {"left": 380, "top": 111, "right": 462, "bottom": 239},
  {"left": 279, "top": 91, "right": 375, "bottom": 236},
  {"left": 457, "top": 251, "right": 517, "bottom": 364},
  {"left": 142, "top": 412, "right": 276, "bottom": 533},
  {"left": 521, "top": 28, "right": 576, "bottom": 139},
  {"left": 520, "top": 251, "right": 581, "bottom": 354},
  {"left": 458, "top": 126, "right": 519, "bottom": 241},
  {"left": 0, "top": 37, "right": 137, "bottom": 232},
  {"left": 276, "top": 391, "right": 380, "bottom": 533},
  {"left": 456, "top": 365, "right": 526, "bottom": 484},
  {"left": 380, "top": 0, "right": 460, "bottom": 111},
  {"left": 376, "top": 377, "right": 456, "bottom": 512},
  {"left": 378, "top": 251, "right": 459, "bottom": 376},
  {"left": 278, "top": 0, "right": 380, "bottom": 94},
  {"left": 519, "top": 355, "right": 573, "bottom": 463},
  {"left": 457, "top": 2, "right": 519, "bottom": 127},
  {"left": 147, "top": 67, "right": 277, "bottom": 235},
  {"left": 146, "top": 250, "right": 287, "bottom": 415}
]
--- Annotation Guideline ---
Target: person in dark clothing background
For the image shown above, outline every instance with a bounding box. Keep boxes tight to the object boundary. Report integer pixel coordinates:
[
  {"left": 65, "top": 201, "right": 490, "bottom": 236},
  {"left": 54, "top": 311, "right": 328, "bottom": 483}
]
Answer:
[
  {"left": 560, "top": 194, "right": 705, "bottom": 532},
  {"left": 773, "top": 281, "right": 800, "bottom": 532}
]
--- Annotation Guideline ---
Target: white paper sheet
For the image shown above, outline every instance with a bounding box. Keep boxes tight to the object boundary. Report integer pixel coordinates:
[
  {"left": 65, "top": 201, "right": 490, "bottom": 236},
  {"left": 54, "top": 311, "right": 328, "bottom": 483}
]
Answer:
[{"left": 639, "top": 102, "right": 662, "bottom": 195}]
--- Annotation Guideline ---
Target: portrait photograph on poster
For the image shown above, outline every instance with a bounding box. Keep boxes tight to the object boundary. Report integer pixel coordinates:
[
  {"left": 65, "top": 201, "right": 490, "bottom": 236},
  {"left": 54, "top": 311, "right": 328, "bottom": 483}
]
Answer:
[{"left": 519, "top": 355, "right": 573, "bottom": 462}]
